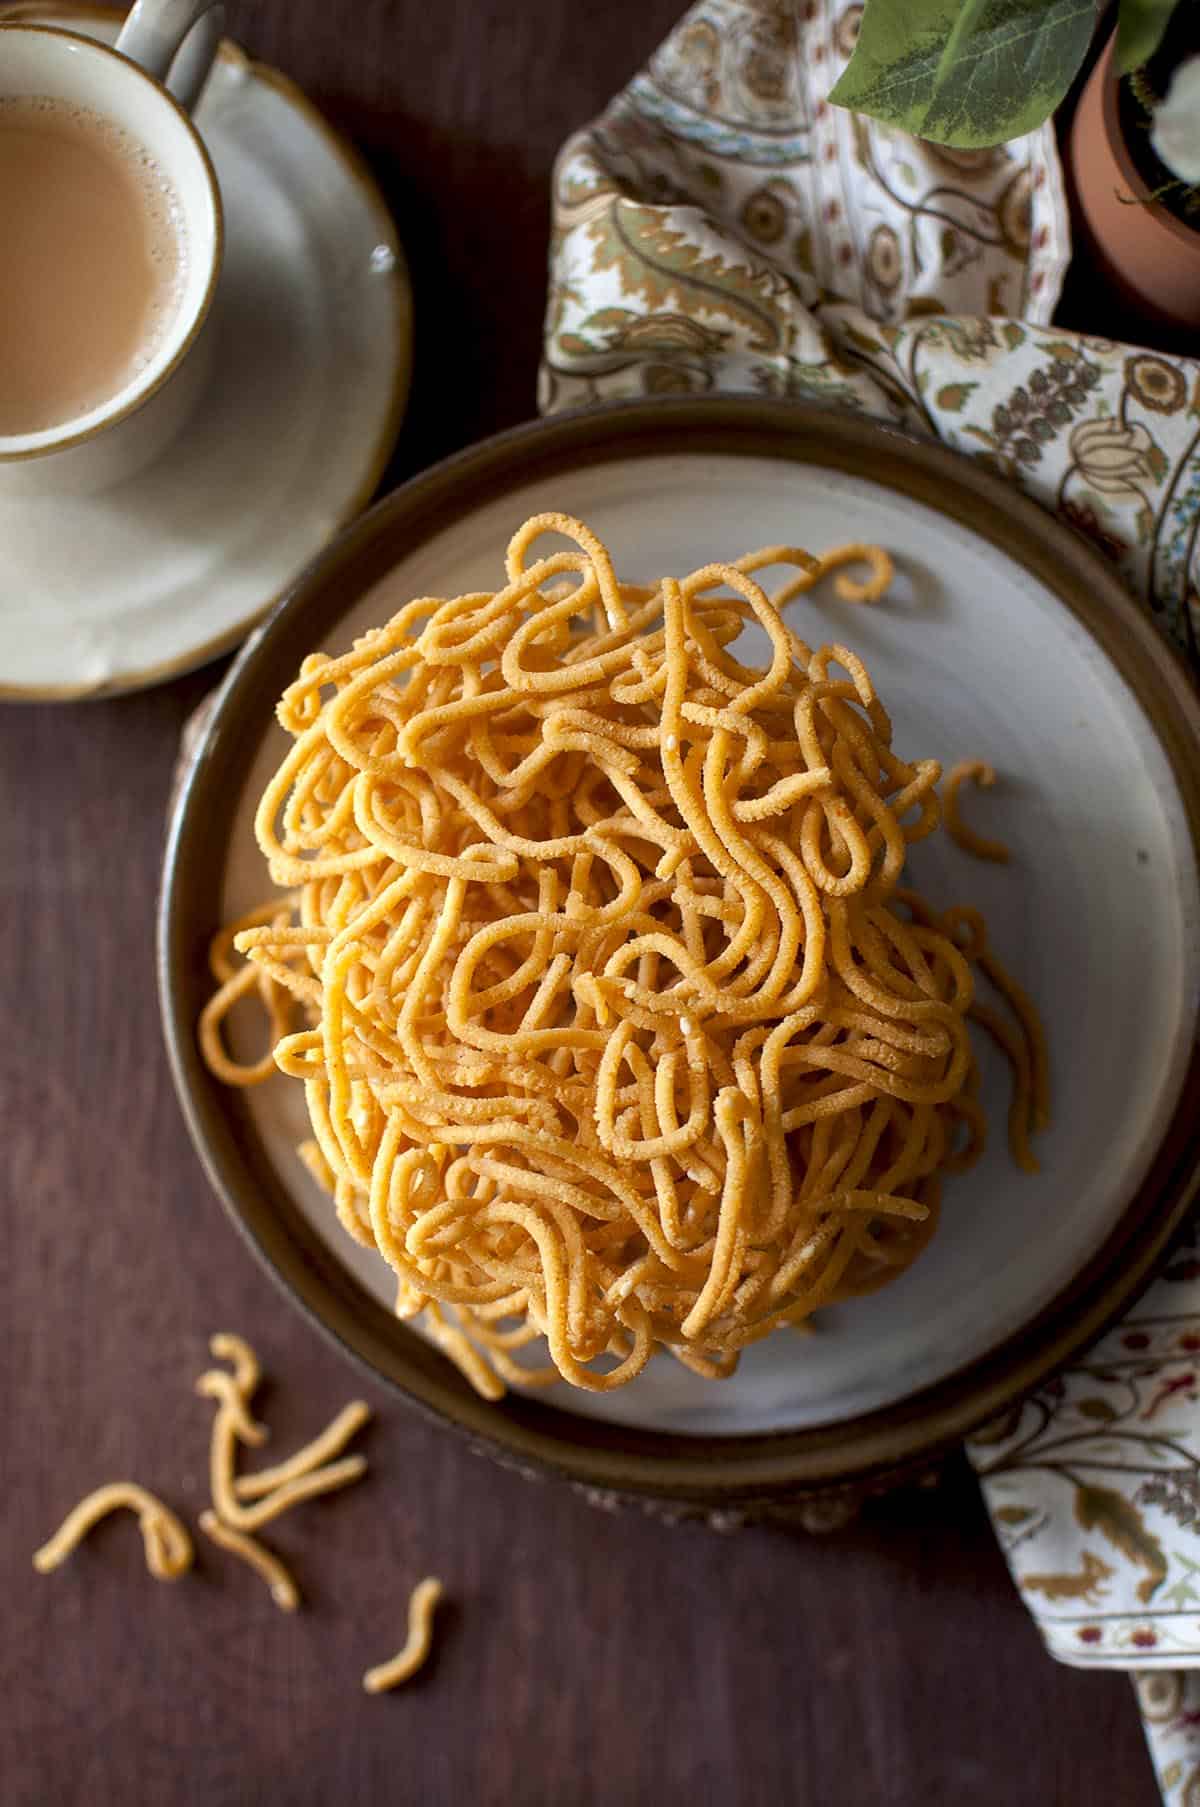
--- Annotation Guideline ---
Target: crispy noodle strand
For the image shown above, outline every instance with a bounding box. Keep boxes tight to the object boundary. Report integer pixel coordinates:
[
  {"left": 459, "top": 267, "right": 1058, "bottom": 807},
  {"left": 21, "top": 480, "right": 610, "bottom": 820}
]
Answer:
[
  {"left": 199, "top": 1509, "right": 300, "bottom": 1611},
  {"left": 234, "top": 1401, "right": 372, "bottom": 1501},
  {"left": 200, "top": 1367, "right": 367, "bottom": 1533},
  {"left": 195, "top": 1332, "right": 371, "bottom": 1610},
  {"left": 34, "top": 1483, "right": 193, "bottom": 1581},
  {"left": 363, "top": 1577, "right": 445, "bottom": 1693},
  {"left": 943, "top": 761, "right": 1010, "bottom": 864},
  {"left": 201, "top": 516, "right": 1047, "bottom": 1396},
  {"left": 200, "top": 903, "right": 302, "bottom": 1084},
  {"left": 209, "top": 1331, "right": 262, "bottom": 1400},
  {"left": 199, "top": 1335, "right": 369, "bottom": 1569}
]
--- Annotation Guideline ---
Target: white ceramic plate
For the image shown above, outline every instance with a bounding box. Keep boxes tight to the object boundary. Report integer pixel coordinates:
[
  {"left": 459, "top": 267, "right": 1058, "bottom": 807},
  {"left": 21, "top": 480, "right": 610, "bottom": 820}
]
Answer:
[
  {"left": 0, "top": 5, "right": 411, "bottom": 698},
  {"left": 203, "top": 433, "right": 1200, "bottom": 1438}
]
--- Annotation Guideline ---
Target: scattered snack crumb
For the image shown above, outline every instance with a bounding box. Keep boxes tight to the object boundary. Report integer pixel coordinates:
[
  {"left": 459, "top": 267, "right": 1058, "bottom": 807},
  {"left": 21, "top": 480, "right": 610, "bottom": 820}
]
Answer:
[
  {"left": 34, "top": 1482, "right": 193, "bottom": 1582},
  {"left": 199, "top": 1509, "right": 300, "bottom": 1611},
  {"left": 944, "top": 760, "right": 1011, "bottom": 863},
  {"left": 363, "top": 1577, "right": 445, "bottom": 1693}
]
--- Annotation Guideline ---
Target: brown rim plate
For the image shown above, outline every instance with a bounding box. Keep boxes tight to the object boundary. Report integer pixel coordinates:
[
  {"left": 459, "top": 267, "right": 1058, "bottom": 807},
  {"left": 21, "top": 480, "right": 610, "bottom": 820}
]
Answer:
[{"left": 159, "top": 397, "right": 1200, "bottom": 1512}]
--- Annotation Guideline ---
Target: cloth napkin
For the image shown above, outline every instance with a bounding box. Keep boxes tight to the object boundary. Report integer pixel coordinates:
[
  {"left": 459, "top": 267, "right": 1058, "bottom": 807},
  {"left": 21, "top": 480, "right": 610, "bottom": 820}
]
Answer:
[{"left": 539, "top": 3, "right": 1200, "bottom": 1796}]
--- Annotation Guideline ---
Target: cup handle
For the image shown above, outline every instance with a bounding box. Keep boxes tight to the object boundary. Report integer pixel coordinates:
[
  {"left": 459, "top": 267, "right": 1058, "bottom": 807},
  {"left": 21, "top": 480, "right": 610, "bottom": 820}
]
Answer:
[{"left": 114, "top": 0, "right": 225, "bottom": 114}]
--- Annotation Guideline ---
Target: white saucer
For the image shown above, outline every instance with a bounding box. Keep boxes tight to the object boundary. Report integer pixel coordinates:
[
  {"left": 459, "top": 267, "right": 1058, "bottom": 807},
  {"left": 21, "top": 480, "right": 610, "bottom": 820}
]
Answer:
[{"left": 0, "top": 5, "right": 412, "bottom": 699}]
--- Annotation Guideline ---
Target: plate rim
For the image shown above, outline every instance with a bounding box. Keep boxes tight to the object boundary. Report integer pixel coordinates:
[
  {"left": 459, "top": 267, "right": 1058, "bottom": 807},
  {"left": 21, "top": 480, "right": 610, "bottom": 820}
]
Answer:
[
  {"left": 158, "top": 396, "right": 1200, "bottom": 1507},
  {"left": 0, "top": 0, "right": 413, "bottom": 702}
]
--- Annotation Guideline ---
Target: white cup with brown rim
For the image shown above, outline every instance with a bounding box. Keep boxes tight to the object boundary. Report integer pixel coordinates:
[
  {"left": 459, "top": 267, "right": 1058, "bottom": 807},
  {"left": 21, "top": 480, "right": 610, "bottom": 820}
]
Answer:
[{"left": 0, "top": 0, "right": 224, "bottom": 495}]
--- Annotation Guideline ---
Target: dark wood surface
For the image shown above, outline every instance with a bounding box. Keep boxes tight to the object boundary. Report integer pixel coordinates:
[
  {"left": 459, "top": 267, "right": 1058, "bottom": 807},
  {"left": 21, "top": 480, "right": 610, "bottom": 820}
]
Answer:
[{"left": 2, "top": 3, "right": 1161, "bottom": 1802}]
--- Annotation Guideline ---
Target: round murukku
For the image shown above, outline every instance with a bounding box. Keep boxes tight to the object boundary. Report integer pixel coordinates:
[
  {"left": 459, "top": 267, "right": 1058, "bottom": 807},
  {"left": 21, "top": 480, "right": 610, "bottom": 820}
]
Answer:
[{"left": 204, "top": 516, "right": 1047, "bottom": 1392}]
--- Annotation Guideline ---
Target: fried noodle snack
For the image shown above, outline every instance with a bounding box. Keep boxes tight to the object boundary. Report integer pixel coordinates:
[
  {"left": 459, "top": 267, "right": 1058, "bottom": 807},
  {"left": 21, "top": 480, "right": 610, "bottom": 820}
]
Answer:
[{"left": 205, "top": 516, "right": 1045, "bottom": 1392}]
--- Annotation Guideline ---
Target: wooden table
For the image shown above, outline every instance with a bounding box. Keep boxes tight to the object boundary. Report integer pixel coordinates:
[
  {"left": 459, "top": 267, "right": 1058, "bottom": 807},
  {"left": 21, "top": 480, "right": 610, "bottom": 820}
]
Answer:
[{"left": 2, "top": 3, "right": 1163, "bottom": 1801}]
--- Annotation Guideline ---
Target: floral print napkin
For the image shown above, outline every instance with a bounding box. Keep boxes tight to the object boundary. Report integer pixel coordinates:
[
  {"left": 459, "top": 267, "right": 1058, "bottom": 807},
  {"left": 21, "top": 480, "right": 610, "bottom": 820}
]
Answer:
[
  {"left": 541, "top": 0, "right": 1200, "bottom": 663},
  {"left": 1137, "top": 1671, "right": 1200, "bottom": 1803},
  {"left": 972, "top": 1216, "right": 1200, "bottom": 1676},
  {"left": 970, "top": 1215, "right": 1200, "bottom": 1803},
  {"left": 540, "top": 2, "right": 1200, "bottom": 1794}
]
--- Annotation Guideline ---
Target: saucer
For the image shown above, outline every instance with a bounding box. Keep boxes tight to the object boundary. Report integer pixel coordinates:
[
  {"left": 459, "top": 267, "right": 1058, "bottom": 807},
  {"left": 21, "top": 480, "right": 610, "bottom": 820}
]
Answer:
[{"left": 0, "top": 4, "right": 412, "bottom": 699}]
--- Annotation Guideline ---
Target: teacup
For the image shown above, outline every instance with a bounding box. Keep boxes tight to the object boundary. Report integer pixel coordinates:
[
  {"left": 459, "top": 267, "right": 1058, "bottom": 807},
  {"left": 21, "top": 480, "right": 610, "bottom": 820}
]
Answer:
[{"left": 0, "top": 0, "right": 224, "bottom": 495}]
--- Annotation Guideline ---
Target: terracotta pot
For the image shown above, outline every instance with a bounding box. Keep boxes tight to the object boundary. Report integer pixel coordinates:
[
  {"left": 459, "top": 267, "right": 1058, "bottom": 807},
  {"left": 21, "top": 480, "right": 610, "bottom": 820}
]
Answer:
[{"left": 1070, "top": 34, "right": 1200, "bottom": 331}]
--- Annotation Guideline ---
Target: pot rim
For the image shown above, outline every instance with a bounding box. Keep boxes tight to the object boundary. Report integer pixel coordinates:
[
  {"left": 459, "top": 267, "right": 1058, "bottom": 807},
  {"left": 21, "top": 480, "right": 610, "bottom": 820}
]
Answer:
[{"left": 1098, "top": 33, "right": 1200, "bottom": 249}]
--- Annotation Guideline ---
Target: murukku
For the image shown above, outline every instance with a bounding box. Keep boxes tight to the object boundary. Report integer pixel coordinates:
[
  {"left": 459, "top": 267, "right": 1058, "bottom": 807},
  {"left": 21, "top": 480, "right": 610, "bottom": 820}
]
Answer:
[{"left": 202, "top": 517, "right": 1047, "bottom": 1393}]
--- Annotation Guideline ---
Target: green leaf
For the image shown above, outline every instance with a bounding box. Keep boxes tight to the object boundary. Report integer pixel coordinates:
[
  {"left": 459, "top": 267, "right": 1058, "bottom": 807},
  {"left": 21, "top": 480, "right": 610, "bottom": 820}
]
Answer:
[
  {"left": 1002, "top": 322, "right": 1027, "bottom": 350},
  {"left": 995, "top": 1504, "right": 1034, "bottom": 1524},
  {"left": 1076, "top": 1397, "right": 1118, "bottom": 1421},
  {"left": 1074, "top": 1484, "right": 1167, "bottom": 1602},
  {"left": 935, "top": 381, "right": 978, "bottom": 410},
  {"left": 1115, "top": 0, "right": 1175, "bottom": 74},
  {"left": 828, "top": 0, "right": 1096, "bottom": 149}
]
